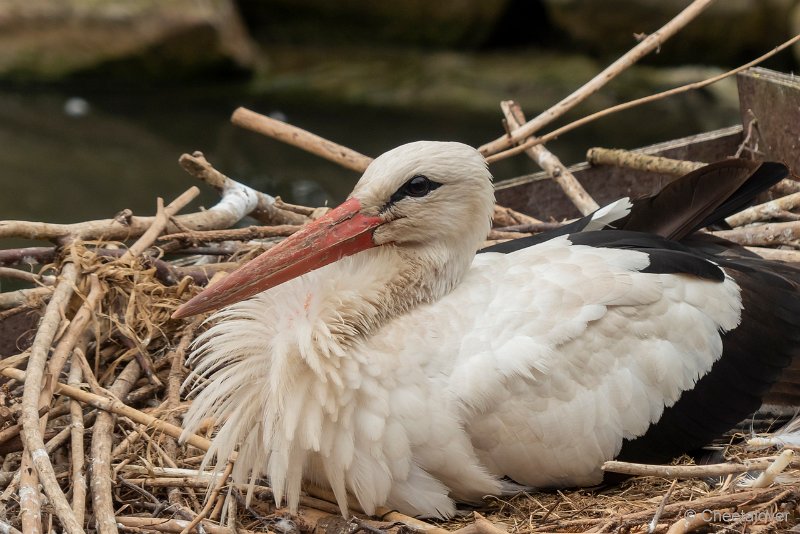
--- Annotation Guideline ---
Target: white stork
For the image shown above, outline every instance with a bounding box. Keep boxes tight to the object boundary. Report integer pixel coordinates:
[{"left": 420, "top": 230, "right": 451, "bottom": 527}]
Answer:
[{"left": 174, "top": 141, "right": 800, "bottom": 518}]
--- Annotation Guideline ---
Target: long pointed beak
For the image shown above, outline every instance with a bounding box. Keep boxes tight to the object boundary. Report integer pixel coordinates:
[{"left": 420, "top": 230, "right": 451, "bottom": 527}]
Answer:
[{"left": 171, "top": 197, "right": 383, "bottom": 319}]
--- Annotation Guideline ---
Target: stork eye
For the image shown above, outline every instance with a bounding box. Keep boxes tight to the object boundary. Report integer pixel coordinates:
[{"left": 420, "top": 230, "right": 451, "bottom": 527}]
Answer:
[
  {"left": 389, "top": 175, "right": 441, "bottom": 204},
  {"left": 405, "top": 175, "right": 433, "bottom": 197}
]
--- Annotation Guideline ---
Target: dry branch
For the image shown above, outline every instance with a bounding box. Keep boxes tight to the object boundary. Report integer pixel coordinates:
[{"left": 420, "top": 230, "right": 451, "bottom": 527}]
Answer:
[
  {"left": 1, "top": 367, "right": 211, "bottom": 452},
  {"left": 232, "top": 107, "right": 373, "bottom": 173},
  {"left": 19, "top": 262, "right": 83, "bottom": 534},
  {"left": 586, "top": 148, "right": 703, "bottom": 176},
  {"left": 602, "top": 456, "right": 794, "bottom": 479},
  {"left": 479, "top": 0, "right": 716, "bottom": 156},
  {"left": 501, "top": 101, "right": 598, "bottom": 215},
  {"left": 726, "top": 191, "right": 800, "bottom": 227},
  {"left": 486, "top": 33, "right": 800, "bottom": 164},
  {"left": 91, "top": 360, "right": 142, "bottom": 534},
  {"left": 710, "top": 221, "right": 800, "bottom": 247}
]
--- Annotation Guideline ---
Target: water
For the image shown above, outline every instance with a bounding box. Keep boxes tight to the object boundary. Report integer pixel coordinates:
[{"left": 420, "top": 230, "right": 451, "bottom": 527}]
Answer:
[{"left": 0, "top": 82, "right": 739, "bottom": 227}]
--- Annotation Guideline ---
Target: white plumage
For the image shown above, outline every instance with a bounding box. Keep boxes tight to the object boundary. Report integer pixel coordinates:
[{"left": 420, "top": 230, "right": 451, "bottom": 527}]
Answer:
[{"left": 177, "top": 141, "right": 776, "bottom": 518}]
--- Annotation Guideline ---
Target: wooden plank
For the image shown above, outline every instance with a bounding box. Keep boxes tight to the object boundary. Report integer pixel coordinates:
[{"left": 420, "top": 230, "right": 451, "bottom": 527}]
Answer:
[
  {"left": 737, "top": 67, "right": 800, "bottom": 176},
  {"left": 494, "top": 126, "right": 742, "bottom": 220}
]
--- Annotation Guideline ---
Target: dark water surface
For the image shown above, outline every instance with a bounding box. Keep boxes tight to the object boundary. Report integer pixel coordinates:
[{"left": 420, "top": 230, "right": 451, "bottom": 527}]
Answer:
[{"left": 0, "top": 83, "right": 739, "bottom": 226}]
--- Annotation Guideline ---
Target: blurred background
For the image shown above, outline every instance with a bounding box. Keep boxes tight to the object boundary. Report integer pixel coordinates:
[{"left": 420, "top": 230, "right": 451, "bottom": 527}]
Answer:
[{"left": 1, "top": 0, "right": 798, "bottom": 223}]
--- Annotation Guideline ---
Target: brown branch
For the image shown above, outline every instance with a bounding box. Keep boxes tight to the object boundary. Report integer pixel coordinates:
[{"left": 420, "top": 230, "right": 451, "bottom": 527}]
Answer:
[
  {"left": 232, "top": 107, "right": 373, "bottom": 173},
  {"left": 19, "top": 449, "right": 42, "bottom": 534},
  {"left": 743, "top": 246, "right": 800, "bottom": 262},
  {"left": 120, "top": 188, "right": 200, "bottom": 262},
  {"left": 178, "top": 151, "right": 306, "bottom": 226},
  {"left": 1, "top": 367, "right": 211, "bottom": 452},
  {"left": 710, "top": 221, "right": 800, "bottom": 247},
  {"left": 115, "top": 516, "right": 257, "bottom": 534},
  {"left": 479, "top": 0, "right": 716, "bottom": 156},
  {"left": 90, "top": 359, "right": 141, "bottom": 534},
  {"left": 487, "top": 33, "right": 800, "bottom": 164},
  {"left": 501, "top": 101, "right": 598, "bottom": 215},
  {"left": 0, "top": 247, "right": 56, "bottom": 267},
  {"left": 19, "top": 262, "right": 83, "bottom": 534},
  {"left": 492, "top": 205, "right": 543, "bottom": 227},
  {"left": 726, "top": 192, "right": 800, "bottom": 227},
  {"left": 160, "top": 225, "right": 302, "bottom": 245},
  {"left": 178, "top": 458, "right": 234, "bottom": 534},
  {"left": 0, "top": 287, "right": 52, "bottom": 310},
  {"left": 586, "top": 147, "right": 703, "bottom": 176},
  {"left": 68, "top": 351, "right": 87, "bottom": 528},
  {"left": 602, "top": 456, "right": 792, "bottom": 479}
]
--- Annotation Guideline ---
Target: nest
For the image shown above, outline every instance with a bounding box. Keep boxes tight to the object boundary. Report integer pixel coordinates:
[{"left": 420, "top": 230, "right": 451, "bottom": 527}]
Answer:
[{"left": 3, "top": 31, "right": 800, "bottom": 532}]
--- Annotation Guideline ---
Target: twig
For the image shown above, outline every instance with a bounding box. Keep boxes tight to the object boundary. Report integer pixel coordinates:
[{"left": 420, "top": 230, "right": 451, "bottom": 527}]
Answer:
[
  {"left": 726, "top": 192, "right": 800, "bottom": 227},
  {"left": 19, "top": 262, "right": 83, "bottom": 534},
  {"left": 479, "top": 0, "right": 716, "bottom": 156},
  {"left": 501, "top": 101, "right": 598, "bottom": 215},
  {"left": 743, "top": 246, "right": 800, "bottom": 262},
  {"left": 486, "top": 33, "right": 800, "bottom": 164},
  {"left": 710, "top": 221, "right": 800, "bottom": 247},
  {"left": 492, "top": 206, "right": 543, "bottom": 227},
  {"left": 120, "top": 189, "right": 200, "bottom": 262},
  {"left": 0, "top": 367, "right": 211, "bottom": 451},
  {"left": 0, "top": 247, "right": 56, "bottom": 267},
  {"left": 602, "top": 456, "right": 793, "bottom": 478},
  {"left": 43, "top": 274, "right": 104, "bottom": 402},
  {"left": 90, "top": 359, "right": 142, "bottom": 534},
  {"left": 0, "top": 287, "right": 52, "bottom": 310},
  {"left": 649, "top": 480, "right": 677, "bottom": 533},
  {"left": 664, "top": 510, "right": 712, "bottom": 534},
  {"left": 232, "top": 107, "right": 373, "bottom": 173},
  {"left": 585, "top": 148, "right": 703, "bottom": 176},
  {"left": 160, "top": 225, "right": 301, "bottom": 245},
  {"left": 68, "top": 352, "right": 87, "bottom": 528},
  {"left": 178, "top": 151, "right": 306, "bottom": 226},
  {"left": 0, "top": 518, "right": 22, "bottom": 534},
  {"left": 179, "top": 458, "right": 235, "bottom": 534},
  {"left": 115, "top": 516, "right": 251, "bottom": 534},
  {"left": 19, "top": 450, "right": 42, "bottom": 534},
  {"left": 0, "top": 267, "right": 51, "bottom": 285}
]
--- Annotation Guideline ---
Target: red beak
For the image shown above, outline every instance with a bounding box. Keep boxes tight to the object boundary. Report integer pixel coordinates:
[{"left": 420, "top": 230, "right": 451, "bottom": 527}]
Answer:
[{"left": 171, "top": 198, "right": 383, "bottom": 319}]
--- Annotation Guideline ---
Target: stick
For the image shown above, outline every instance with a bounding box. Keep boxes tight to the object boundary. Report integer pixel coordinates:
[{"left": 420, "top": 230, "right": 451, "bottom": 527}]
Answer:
[
  {"left": 726, "top": 192, "right": 800, "bottom": 227},
  {"left": 120, "top": 188, "right": 199, "bottom": 262},
  {"left": 479, "top": 0, "right": 716, "bottom": 156},
  {"left": 19, "top": 450, "right": 42, "bottom": 534},
  {"left": 501, "top": 101, "right": 598, "bottom": 215},
  {"left": 492, "top": 205, "right": 543, "bottom": 227},
  {"left": 743, "top": 246, "right": 800, "bottom": 262},
  {"left": 586, "top": 148, "right": 703, "bottom": 176},
  {"left": 178, "top": 151, "right": 306, "bottom": 226},
  {"left": 0, "top": 287, "right": 52, "bottom": 309},
  {"left": 160, "top": 225, "right": 302, "bottom": 245},
  {"left": 710, "top": 221, "right": 800, "bottom": 247},
  {"left": 68, "top": 353, "right": 87, "bottom": 528},
  {"left": 602, "top": 456, "right": 793, "bottom": 478},
  {"left": 90, "top": 359, "right": 141, "bottom": 534},
  {"left": 115, "top": 516, "right": 247, "bottom": 534},
  {"left": 178, "top": 458, "right": 235, "bottom": 534},
  {"left": 649, "top": 480, "right": 677, "bottom": 534},
  {"left": 0, "top": 367, "right": 211, "bottom": 451},
  {"left": 19, "top": 262, "right": 83, "bottom": 534},
  {"left": 231, "top": 107, "right": 373, "bottom": 173},
  {"left": 487, "top": 33, "right": 800, "bottom": 164}
]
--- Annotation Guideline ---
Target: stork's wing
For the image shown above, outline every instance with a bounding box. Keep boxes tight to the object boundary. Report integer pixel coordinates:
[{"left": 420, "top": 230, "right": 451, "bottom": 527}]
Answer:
[
  {"left": 484, "top": 160, "right": 788, "bottom": 254},
  {"left": 436, "top": 233, "right": 798, "bottom": 487}
]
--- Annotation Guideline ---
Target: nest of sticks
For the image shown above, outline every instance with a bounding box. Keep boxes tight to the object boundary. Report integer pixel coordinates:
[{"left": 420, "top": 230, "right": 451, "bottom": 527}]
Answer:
[{"left": 3, "top": 7, "right": 800, "bottom": 531}]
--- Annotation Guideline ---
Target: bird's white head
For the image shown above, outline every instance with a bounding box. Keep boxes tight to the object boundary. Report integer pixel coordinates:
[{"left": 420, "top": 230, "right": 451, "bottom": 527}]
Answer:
[{"left": 173, "top": 141, "right": 494, "bottom": 318}]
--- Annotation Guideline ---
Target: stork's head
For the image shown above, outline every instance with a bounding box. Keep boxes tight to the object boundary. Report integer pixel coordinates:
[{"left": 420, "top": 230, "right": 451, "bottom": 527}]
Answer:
[{"left": 172, "top": 141, "right": 494, "bottom": 319}]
